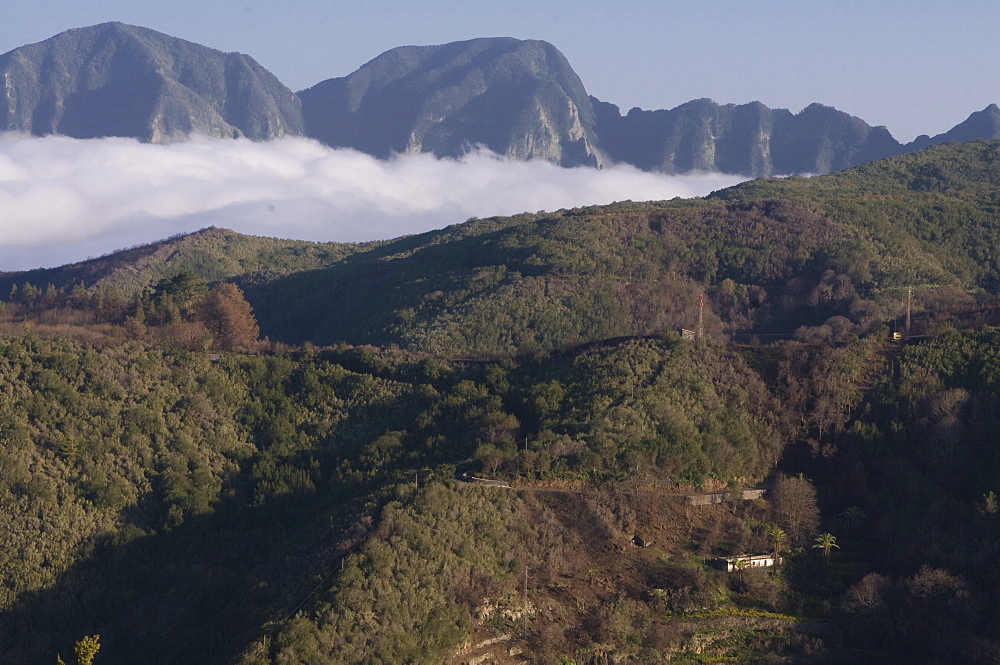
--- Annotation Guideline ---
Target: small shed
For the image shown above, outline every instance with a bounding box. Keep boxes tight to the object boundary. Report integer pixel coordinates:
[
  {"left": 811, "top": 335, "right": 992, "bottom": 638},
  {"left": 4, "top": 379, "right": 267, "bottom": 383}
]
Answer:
[{"left": 714, "top": 553, "right": 780, "bottom": 572}]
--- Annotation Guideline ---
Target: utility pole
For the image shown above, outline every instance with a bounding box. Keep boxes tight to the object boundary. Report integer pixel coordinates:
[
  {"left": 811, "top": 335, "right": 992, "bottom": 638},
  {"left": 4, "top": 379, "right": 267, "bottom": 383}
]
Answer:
[{"left": 905, "top": 286, "right": 912, "bottom": 339}]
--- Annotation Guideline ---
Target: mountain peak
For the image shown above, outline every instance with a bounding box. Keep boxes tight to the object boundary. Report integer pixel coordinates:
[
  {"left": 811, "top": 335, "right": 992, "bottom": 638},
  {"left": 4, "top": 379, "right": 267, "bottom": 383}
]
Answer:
[
  {"left": 0, "top": 22, "right": 303, "bottom": 141},
  {"left": 298, "top": 36, "right": 602, "bottom": 167}
]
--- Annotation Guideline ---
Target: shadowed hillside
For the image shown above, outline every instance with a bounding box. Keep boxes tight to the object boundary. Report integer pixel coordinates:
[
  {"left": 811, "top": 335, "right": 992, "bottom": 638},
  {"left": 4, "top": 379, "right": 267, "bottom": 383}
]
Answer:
[{"left": 230, "top": 140, "right": 1000, "bottom": 355}]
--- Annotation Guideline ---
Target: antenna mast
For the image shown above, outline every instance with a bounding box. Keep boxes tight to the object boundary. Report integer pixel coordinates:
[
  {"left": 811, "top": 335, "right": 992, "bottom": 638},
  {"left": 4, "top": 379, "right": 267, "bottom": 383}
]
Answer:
[{"left": 697, "top": 294, "right": 705, "bottom": 341}]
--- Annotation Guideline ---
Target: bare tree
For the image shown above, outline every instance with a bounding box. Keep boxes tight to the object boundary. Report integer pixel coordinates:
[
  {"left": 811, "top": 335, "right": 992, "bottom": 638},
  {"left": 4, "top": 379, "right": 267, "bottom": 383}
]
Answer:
[{"left": 770, "top": 474, "right": 820, "bottom": 546}]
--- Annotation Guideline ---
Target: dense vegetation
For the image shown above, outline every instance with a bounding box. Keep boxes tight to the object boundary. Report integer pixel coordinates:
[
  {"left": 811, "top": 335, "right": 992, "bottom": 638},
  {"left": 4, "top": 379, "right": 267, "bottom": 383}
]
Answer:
[
  {"left": 3, "top": 323, "right": 997, "bottom": 663},
  {"left": 0, "top": 226, "right": 375, "bottom": 305},
  {"left": 0, "top": 328, "right": 789, "bottom": 662}
]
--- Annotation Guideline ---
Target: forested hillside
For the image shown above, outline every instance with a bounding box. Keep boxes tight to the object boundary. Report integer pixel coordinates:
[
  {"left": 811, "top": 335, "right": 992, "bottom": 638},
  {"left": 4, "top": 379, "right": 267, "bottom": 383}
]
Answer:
[
  {"left": 3, "top": 140, "right": 1000, "bottom": 664},
  {"left": 237, "top": 139, "right": 1000, "bottom": 355},
  {"left": 0, "top": 332, "right": 788, "bottom": 663},
  {"left": 3, "top": 323, "right": 1000, "bottom": 663},
  {"left": 0, "top": 226, "right": 377, "bottom": 305}
]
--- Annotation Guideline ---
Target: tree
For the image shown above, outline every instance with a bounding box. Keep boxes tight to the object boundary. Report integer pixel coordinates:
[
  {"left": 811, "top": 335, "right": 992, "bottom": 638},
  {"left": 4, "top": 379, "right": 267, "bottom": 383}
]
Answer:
[
  {"left": 979, "top": 491, "right": 998, "bottom": 515},
  {"left": 839, "top": 505, "right": 866, "bottom": 537},
  {"left": 74, "top": 635, "right": 100, "bottom": 665},
  {"left": 813, "top": 533, "right": 839, "bottom": 564},
  {"left": 767, "top": 526, "right": 787, "bottom": 567},
  {"left": 770, "top": 474, "right": 820, "bottom": 545},
  {"left": 57, "top": 634, "right": 100, "bottom": 665},
  {"left": 149, "top": 272, "right": 208, "bottom": 324},
  {"left": 844, "top": 572, "right": 890, "bottom": 613},
  {"left": 198, "top": 283, "right": 260, "bottom": 350},
  {"left": 731, "top": 558, "right": 750, "bottom": 590},
  {"left": 155, "top": 272, "right": 208, "bottom": 311}
]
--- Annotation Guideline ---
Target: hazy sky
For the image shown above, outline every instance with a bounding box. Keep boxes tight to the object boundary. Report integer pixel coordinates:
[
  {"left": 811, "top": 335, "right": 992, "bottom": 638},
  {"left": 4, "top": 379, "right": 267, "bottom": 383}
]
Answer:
[{"left": 1, "top": 0, "right": 997, "bottom": 143}]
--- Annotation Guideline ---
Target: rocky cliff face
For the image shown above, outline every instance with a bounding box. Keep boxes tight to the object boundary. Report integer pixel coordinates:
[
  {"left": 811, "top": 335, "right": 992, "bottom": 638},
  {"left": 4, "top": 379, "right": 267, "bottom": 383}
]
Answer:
[
  {"left": 0, "top": 22, "right": 303, "bottom": 141},
  {"left": 298, "top": 37, "right": 603, "bottom": 167},
  {"left": 593, "top": 97, "right": 905, "bottom": 177}
]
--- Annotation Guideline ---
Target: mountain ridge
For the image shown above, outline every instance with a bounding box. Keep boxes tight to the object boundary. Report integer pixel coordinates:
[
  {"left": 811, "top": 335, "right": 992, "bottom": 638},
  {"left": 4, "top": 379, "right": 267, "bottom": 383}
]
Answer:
[{"left": 0, "top": 23, "right": 998, "bottom": 176}]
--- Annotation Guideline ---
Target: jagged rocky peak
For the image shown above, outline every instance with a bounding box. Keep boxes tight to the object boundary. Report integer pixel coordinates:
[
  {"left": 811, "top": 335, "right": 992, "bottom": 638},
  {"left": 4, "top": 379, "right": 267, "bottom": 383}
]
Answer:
[
  {"left": 0, "top": 22, "right": 304, "bottom": 142},
  {"left": 592, "top": 97, "right": 907, "bottom": 177},
  {"left": 298, "top": 37, "right": 603, "bottom": 167}
]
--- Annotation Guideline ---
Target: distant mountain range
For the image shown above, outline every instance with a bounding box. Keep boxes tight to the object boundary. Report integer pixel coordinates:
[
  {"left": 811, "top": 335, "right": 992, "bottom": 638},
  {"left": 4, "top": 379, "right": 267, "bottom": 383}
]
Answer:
[{"left": 2, "top": 22, "right": 999, "bottom": 176}]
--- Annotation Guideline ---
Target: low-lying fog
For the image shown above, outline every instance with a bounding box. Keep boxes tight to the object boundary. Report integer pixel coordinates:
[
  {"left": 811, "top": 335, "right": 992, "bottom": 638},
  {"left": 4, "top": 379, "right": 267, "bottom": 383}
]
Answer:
[{"left": 0, "top": 134, "right": 747, "bottom": 272}]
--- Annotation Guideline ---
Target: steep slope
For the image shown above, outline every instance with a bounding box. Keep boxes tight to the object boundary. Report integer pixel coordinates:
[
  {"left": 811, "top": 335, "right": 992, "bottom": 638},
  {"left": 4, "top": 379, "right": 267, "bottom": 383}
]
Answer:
[
  {"left": 298, "top": 37, "right": 603, "bottom": 167},
  {"left": 0, "top": 22, "right": 303, "bottom": 141},
  {"left": 593, "top": 97, "right": 904, "bottom": 176}
]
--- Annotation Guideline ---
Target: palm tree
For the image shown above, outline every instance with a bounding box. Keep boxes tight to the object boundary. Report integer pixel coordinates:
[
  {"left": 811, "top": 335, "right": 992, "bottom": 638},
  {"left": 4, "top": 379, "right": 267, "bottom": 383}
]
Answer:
[
  {"left": 813, "top": 533, "right": 840, "bottom": 564},
  {"left": 768, "top": 526, "right": 787, "bottom": 567},
  {"left": 839, "top": 505, "right": 866, "bottom": 537},
  {"left": 731, "top": 558, "right": 750, "bottom": 589}
]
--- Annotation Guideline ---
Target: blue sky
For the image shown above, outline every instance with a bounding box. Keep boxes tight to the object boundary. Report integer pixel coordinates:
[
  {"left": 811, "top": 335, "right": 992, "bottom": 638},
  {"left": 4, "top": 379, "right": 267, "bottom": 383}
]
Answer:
[{"left": 0, "top": 0, "right": 997, "bottom": 142}]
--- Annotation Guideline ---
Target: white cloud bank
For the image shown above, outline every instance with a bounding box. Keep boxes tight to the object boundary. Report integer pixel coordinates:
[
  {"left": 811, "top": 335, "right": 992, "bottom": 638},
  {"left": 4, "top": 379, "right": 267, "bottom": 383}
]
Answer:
[{"left": 0, "top": 134, "right": 748, "bottom": 272}]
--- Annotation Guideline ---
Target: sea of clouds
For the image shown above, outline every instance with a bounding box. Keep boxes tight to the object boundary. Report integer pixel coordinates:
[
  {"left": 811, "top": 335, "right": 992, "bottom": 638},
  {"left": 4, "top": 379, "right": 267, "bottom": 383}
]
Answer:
[{"left": 0, "top": 134, "right": 747, "bottom": 272}]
